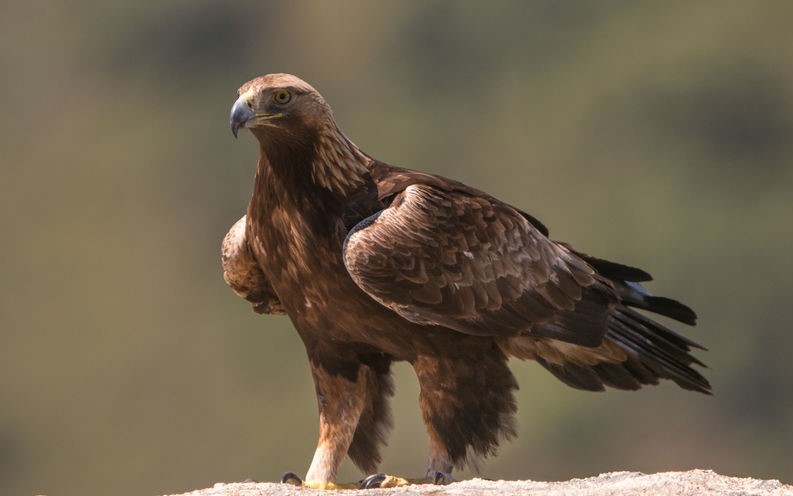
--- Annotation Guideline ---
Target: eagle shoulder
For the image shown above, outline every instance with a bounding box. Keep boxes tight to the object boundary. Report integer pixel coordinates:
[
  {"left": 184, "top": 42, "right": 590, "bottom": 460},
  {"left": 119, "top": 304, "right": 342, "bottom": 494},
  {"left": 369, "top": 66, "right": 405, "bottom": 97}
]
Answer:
[{"left": 221, "top": 215, "right": 285, "bottom": 315}]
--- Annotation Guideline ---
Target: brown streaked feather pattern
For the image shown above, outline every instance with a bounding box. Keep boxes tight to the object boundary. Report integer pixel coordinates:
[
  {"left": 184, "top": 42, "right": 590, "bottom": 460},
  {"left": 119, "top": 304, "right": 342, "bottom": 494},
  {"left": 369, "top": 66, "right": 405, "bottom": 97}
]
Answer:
[
  {"left": 346, "top": 354, "right": 394, "bottom": 473},
  {"left": 414, "top": 342, "right": 518, "bottom": 469},
  {"left": 221, "top": 215, "right": 285, "bottom": 314},
  {"left": 224, "top": 73, "right": 710, "bottom": 484},
  {"left": 311, "top": 126, "right": 370, "bottom": 195},
  {"left": 369, "top": 161, "right": 550, "bottom": 236},
  {"left": 343, "top": 182, "right": 615, "bottom": 347}
]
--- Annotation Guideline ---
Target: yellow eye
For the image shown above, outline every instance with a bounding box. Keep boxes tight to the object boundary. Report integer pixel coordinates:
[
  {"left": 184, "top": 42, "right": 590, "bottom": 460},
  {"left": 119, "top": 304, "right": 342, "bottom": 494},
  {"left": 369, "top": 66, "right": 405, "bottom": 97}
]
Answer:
[{"left": 273, "top": 90, "right": 291, "bottom": 105}]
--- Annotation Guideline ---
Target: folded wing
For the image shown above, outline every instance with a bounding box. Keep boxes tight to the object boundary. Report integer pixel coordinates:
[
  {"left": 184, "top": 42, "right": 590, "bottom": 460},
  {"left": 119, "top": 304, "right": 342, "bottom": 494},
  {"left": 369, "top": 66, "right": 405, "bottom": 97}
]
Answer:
[{"left": 343, "top": 184, "right": 618, "bottom": 347}]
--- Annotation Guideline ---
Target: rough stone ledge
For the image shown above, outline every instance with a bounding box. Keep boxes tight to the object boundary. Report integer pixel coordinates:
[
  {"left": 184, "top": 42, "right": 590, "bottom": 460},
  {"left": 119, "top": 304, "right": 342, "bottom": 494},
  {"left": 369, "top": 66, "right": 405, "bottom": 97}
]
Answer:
[{"left": 164, "top": 470, "right": 792, "bottom": 496}]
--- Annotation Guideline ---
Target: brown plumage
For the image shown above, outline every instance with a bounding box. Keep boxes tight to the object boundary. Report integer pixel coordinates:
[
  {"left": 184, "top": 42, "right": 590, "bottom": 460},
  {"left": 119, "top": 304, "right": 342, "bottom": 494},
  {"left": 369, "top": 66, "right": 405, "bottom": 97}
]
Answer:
[{"left": 222, "top": 73, "right": 710, "bottom": 486}]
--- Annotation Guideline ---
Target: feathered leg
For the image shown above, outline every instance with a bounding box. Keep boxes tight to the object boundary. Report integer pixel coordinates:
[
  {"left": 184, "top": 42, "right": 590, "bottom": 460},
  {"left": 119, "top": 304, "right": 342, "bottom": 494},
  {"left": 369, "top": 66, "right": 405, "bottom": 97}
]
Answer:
[
  {"left": 347, "top": 355, "right": 394, "bottom": 474},
  {"left": 281, "top": 355, "right": 396, "bottom": 489},
  {"left": 296, "top": 360, "right": 369, "bottom": 488},
  {"left": 413, "top": 342, "right": 518, "bottom": 480}
]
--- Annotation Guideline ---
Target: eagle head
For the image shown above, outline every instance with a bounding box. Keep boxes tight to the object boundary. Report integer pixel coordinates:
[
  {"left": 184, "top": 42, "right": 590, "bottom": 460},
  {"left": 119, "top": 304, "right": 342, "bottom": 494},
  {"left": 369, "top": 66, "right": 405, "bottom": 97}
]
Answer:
[
  {"left": 230, "top": 73, "right": 370, "bottom": 195},
  {"left": 230, "top": 73, "right": 332, "bottom": 140}
]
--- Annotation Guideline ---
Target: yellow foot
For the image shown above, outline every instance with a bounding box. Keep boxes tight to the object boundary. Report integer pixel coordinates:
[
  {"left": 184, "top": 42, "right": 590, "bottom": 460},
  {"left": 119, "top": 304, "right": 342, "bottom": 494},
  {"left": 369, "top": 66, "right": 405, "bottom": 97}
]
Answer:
[
  {"left": 281, "top": 471, "right": 451, "bottom": 490},
  {"left": 280, "top": 472, "right": 360, "bottom": 490},
  {"left": 304, "top": 480, "right": 360, "bottom": 490}
]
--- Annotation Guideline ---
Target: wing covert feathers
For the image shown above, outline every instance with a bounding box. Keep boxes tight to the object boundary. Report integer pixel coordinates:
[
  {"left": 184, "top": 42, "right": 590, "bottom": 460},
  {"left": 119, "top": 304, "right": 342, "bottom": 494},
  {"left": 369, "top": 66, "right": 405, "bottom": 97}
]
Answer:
[{"left": 344, "top": 184, "right": 616, "bottom": 346}]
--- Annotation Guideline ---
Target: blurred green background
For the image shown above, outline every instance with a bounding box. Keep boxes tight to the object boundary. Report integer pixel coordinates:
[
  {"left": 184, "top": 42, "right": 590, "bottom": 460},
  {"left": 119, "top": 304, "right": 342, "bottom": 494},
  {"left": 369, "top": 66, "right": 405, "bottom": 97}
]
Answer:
[{"left": 2, "top": 1, "right": 792, "bottom": 495}]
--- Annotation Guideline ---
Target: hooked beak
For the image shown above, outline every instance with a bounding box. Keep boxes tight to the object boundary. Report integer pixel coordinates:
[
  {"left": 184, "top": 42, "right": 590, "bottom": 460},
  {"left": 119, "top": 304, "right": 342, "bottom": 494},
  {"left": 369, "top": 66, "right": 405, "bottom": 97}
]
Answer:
[{"left": 230, "top": 93, "right": 255, "bottom": 138}]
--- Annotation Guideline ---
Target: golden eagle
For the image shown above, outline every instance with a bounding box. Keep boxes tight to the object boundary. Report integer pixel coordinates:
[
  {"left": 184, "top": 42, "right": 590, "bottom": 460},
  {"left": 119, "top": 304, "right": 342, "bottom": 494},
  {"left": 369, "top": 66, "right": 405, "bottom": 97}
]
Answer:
[{"left": 223, "top": 73, "right": 709, "bottom": 489}]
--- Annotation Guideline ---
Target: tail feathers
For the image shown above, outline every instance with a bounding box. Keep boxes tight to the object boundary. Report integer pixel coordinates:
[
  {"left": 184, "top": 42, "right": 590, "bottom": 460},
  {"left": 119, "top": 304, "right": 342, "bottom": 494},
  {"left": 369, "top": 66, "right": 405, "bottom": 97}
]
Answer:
[
  {"left": 535, "top": 357, "right": 646, "bottom": 391},
  {"left": 532, "top": 306, "right": 710, "bottom": 395},
  {"left": 535, "top": 357, "right": 608, "bottom": 391},
  {"left": 607, "top": 307, "right": 710, "bottom": 393},
  {"left": 614, "top": 304, "right": 705, "bottom": 354}
]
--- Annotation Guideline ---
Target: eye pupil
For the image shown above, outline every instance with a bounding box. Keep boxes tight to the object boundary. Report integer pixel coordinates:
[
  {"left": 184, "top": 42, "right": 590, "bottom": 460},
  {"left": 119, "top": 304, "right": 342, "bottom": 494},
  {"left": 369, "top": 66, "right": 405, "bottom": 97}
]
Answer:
[{"left": 275, "top": 90, "right": 291, "bottom": 104}]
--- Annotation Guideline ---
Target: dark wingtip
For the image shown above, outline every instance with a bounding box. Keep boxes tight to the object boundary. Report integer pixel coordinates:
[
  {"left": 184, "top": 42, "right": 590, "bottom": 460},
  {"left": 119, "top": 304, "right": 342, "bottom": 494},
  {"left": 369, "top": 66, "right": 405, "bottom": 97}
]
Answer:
[
  {"left": 644, "top": 296, "right": 698, "bottom": 326},
  {"left": 676, "top": 373, "right": 713, "bottom": 395},
  {"left": 569, "top": 250, "right": 654, "bottom": 282}
]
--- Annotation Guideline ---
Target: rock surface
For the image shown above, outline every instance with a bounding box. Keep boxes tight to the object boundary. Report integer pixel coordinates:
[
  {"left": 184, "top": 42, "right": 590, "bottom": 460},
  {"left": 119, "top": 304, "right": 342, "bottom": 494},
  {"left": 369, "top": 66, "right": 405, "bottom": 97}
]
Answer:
[{"left": 165, "top": 470, "right": 792, "bottom": 496}]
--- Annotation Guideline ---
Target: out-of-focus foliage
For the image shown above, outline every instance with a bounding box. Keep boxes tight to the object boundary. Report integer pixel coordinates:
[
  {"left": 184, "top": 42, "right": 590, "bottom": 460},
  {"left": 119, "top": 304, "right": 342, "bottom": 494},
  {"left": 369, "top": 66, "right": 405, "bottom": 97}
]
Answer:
[{"left": 2, "top": 1, "right": 792, "bottom": 495}]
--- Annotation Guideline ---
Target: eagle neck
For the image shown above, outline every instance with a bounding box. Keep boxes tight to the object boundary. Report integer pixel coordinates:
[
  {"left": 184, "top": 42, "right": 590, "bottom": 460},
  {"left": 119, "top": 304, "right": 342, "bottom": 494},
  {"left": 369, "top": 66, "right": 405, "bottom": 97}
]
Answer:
[
  {"left": 250, "top": 145, "right": 346, "bottom": 240},
  {"left": 309, "top": 123, "right": 371, "bottom": 198}
]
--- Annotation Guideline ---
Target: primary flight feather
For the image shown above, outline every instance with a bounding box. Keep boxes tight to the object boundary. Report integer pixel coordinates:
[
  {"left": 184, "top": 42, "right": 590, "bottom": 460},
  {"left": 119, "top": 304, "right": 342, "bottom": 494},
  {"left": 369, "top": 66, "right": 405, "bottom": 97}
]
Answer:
[{"left": 222, "top": 73, "right": 710, "bottom": 488}]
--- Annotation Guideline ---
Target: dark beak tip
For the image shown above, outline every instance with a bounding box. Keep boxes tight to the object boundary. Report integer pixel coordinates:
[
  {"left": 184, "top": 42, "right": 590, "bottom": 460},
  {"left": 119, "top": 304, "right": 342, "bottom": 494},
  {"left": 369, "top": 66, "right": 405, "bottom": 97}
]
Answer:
[{"left": 230, "top": 98, "right": 255, "bottom": 139}]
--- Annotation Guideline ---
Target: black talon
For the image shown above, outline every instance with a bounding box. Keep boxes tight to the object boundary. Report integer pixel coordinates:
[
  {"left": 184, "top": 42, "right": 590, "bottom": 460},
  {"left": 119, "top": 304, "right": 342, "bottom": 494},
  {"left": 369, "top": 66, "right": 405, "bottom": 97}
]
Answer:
[
  {"left": 360, "top": 473, "right": 387, "bottom": 489},
  {"left": 280, "top": 472, "right": 303, "bottom": 486},
  {"left": 430, "top": 471, "right": 452, "bottom": 485}
]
